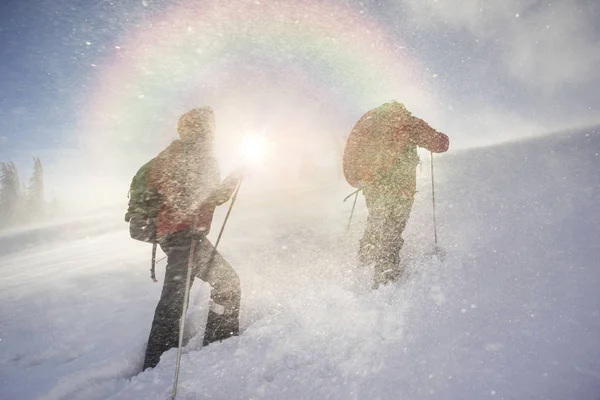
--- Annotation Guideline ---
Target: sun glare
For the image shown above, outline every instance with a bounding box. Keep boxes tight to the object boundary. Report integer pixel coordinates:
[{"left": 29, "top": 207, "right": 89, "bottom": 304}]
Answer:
[{"left": 240, "top": 132, "right": 268, "bottom": 165}]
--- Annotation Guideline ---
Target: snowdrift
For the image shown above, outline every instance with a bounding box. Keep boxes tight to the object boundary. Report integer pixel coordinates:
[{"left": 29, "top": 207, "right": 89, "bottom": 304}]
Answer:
[{"left": 1, "top": 129, "right": 599, "bottom": 400}]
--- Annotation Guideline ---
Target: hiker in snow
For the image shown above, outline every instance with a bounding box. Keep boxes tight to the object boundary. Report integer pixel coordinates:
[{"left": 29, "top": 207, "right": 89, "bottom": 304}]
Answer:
[
  {"left": 343, "top": 101, "right": 449, "bottom": 289},
  {"left": 142, "top": 107, "right": 242, "bottom": 370}
]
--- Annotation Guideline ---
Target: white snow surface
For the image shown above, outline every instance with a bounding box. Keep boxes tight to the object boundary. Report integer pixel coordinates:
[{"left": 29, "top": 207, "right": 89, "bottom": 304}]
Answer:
[{"left": 1, "top": 130, "right": 600, "bottom": 400}]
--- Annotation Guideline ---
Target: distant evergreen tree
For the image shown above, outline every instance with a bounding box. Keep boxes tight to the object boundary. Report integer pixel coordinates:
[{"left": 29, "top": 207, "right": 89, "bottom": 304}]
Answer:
[
  {"left": 25, "top": 157, "right": 45, "bottom": 221},
  {"left": 0, "top": 161, "right": 23, "bottom": 228}
]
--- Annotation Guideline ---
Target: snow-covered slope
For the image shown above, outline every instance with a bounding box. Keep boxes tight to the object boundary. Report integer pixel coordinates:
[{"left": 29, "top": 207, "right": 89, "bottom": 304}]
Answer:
[{"left": 1, "top": 129, "right": 599, "bottom": 400}]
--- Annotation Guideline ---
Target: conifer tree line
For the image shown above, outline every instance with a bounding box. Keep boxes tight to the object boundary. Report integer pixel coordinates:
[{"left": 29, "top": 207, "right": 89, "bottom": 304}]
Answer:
[{"left": 0, "top": 157, "right": 54, "bottom": 229}]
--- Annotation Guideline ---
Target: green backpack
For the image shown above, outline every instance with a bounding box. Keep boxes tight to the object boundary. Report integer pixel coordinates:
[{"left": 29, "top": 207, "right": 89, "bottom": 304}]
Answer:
[{"left": 124, "top": 159, "right": 163, "bottom": 243}]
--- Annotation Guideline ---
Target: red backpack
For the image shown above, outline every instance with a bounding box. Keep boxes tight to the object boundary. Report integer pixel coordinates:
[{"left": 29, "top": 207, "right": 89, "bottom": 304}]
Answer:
[{"left": 343, "top": 102, "right": 418, "bottom": 188}]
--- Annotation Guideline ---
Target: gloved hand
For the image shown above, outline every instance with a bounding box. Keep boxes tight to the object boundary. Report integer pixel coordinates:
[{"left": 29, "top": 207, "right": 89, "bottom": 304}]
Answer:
[
  {"left": 209, "top": 169, "right": 244, "bottom": 206},
  {"left": 222, "top": 168, "right": 244, "bottom": 189}
]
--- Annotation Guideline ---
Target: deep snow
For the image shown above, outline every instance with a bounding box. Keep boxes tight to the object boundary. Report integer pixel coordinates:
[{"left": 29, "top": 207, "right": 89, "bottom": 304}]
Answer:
[{"left": 1, "top": 129, "right": 600, "bottom": 400}]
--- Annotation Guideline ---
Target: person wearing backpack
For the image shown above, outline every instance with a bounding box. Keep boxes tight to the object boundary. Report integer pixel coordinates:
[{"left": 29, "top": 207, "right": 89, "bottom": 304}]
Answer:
[
  {"left": 343, "top": 101, "right": 449, "bottom": 289},
  {"left": 128, "top": 107, "right": 243, "bottom": 371}
]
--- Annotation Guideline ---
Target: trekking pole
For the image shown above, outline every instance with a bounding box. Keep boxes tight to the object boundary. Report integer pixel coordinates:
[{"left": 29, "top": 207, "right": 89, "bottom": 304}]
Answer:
[
  {"left": 150, "top": 243, "right": 158, "bottom": 283},
  {"left": 430, "top": 151, "right": 438, "bottom": 246},
  {"left": 343, "top": 188, "right": 362, "bottom": 203},
  {"left": 214, "top": 178, "right": 243, "bottom": 250},
  {"left": 430, "top": 151, "right": 444, "bottom": 259},
  {"left": 171, "top": 179, "right": 244, "bottom": 398},
  {"left": 207, "top": 177, "right": 244, "bottom": 270},
  {"left": 171, "top": 179, "right": 244, "bottom": 399},
  {"left": 172, "top": 227, "right": 199, "bottom": 399},
  {"left": 344, "top": 188, "right": 361, "bottom": 230}
]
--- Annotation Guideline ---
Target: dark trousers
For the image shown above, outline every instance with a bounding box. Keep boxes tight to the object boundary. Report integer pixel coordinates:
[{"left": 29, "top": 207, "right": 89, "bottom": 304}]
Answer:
[
  {"left": 143, "top": 231, "right": 241, "bottom": 370},
  {"left": 359, "top": 187, "right": 414, "bottom": 289}
]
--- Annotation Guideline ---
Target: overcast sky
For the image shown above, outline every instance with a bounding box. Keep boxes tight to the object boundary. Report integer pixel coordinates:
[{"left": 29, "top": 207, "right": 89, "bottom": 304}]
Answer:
[{"left": 1, "top": 0, "right": 599, "bottom": 198}]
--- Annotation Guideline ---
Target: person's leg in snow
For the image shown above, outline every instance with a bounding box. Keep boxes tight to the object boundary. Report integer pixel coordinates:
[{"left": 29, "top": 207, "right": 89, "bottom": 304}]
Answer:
[
  {"left": 143, "top": 231, "right": 241, "bottom": 370},
  {"left": 143, "top": 231, "right": 196, "bottom": 370},
  {"left": 372, "top": 198, "right": 413, "bottom": 288},
  {"left": 195, "top": 238, "right": 241, "bottom": 347},
  {"left": 360, "top": 188, "right": 414, "bottom": 289},
  {"left": 358, "top": 187, "right": 388, "bottom": 265}
]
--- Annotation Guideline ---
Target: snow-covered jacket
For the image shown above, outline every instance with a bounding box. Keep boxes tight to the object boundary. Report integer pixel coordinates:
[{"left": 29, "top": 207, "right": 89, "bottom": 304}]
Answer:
[
  {"left": 343, "top": 102, "right": 449, "bottom": 195},
  {"left": 148, "top": 139, "right": 221, "bottom": 238}
]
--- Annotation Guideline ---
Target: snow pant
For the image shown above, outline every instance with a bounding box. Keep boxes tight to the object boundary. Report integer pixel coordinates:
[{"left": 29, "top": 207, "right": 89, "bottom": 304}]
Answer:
[
  {"left": 359, "top": 188, "right": 415, "bottom": 289},
  {"left": 143, "top": 230, "right": 241, "bottom": 370}
]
